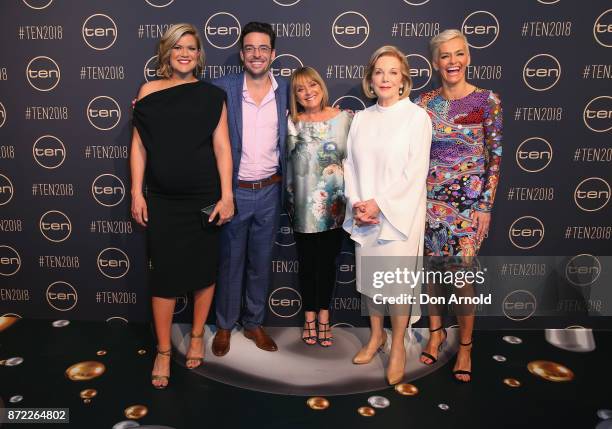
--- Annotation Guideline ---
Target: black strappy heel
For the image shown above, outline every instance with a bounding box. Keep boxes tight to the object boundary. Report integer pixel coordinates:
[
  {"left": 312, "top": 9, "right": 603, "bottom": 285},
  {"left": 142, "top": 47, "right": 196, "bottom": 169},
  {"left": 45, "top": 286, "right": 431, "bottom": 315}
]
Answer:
[
  {"left": 453, "top": 340, "right": 473, "bottom": 383},
  {"left": 420, "top": 326, "right": 447, "bottom": 365}
]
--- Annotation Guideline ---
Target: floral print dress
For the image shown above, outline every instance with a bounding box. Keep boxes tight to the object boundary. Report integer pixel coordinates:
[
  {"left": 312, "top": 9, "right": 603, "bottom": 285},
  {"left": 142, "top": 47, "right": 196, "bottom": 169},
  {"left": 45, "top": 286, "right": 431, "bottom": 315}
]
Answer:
[{"left": 414, "top": 88, "right": 502, "bottom": 257}]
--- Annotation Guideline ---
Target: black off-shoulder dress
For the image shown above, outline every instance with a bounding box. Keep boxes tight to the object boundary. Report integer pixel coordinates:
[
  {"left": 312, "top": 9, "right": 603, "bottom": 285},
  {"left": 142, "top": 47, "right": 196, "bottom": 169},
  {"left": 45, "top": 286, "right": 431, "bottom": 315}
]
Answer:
[{"left": 133, "top": 81, "right": 225, "bottom": 297}]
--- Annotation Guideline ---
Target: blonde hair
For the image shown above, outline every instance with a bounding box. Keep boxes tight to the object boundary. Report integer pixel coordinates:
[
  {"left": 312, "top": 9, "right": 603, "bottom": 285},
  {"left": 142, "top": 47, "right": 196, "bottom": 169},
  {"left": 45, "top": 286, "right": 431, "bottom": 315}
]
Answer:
[
  {"left": 362, "top": 45, "right": 412, "bottom": 100},
  {"left": 157, "top": 23, "right": 205, "bottom": 79},
  {"left": 429, "top": 29, "right": 470, "bottom": 62},
  {"left": 289, "top": 67, "right": 330, "bottom": 122}
]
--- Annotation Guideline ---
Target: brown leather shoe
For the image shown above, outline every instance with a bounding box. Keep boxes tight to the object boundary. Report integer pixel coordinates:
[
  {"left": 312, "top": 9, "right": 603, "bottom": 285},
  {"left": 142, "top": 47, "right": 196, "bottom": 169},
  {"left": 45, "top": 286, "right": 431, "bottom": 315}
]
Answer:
[
  {"left": 212, "top": 328, "right": 231, "bottom": 357},
  {"left": 243, "top": 326, "right": 278, "bottom": 352}
]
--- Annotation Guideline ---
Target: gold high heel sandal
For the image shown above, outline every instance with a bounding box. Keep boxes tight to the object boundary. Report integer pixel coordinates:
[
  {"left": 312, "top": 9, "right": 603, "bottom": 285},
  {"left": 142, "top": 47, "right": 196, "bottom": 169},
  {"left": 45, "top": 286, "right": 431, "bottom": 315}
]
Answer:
[
  {"left": 352, "top": 331, "right": 387, "bottom": 364},
  {"left": 186, "top": 331, "right": 204, "bottom": 370},
  {"left": 151, "top": 347, "right": 171, "bottom": 389}
]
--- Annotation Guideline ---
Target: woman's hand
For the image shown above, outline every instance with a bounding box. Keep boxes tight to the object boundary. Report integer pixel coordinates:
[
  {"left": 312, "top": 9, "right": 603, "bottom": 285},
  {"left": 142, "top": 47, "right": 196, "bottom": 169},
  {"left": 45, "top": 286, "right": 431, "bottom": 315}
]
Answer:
[
  {"left": 471, "top": 210, "right": 491, "bottom": 242},
  {"left": 353, "top": 199, "right": 380, "bottom": 226},
  {"left": 210, "top": 197, "right": 234, "bottom": 226},
  {"left": 131, "top": 193, "right": 148, "bottom": 227}
]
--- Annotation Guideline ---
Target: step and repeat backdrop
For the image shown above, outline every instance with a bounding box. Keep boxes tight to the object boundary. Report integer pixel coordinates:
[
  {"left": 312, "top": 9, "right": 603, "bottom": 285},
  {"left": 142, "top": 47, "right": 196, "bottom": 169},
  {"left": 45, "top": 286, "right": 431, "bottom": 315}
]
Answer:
[{"left": 0, "top": 0, "right": 610, "bottom": 329}]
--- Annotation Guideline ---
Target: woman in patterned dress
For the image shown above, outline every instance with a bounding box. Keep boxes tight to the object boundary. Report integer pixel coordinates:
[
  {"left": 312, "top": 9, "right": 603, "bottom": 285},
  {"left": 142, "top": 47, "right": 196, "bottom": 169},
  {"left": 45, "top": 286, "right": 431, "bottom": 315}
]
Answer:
[
  {"left": 286, "top": 66, "right": 352, "bottom": 347},
  {"left": 414, "top": 29, "right": 502, "bottom": 382}
]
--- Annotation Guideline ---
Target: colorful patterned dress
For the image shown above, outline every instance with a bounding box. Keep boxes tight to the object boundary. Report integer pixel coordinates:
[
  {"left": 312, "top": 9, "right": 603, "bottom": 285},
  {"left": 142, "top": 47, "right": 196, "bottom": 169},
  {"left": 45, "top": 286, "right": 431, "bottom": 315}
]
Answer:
[{"left": 414, "top": 87, "right": 502, "bottom": 257}]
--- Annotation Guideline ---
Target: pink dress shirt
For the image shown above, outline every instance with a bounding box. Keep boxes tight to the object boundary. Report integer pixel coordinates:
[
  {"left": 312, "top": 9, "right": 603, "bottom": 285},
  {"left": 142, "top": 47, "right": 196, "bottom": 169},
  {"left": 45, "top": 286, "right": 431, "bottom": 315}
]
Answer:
[{"left": 239, "top": 72, "right": 280, "bottom": 181}]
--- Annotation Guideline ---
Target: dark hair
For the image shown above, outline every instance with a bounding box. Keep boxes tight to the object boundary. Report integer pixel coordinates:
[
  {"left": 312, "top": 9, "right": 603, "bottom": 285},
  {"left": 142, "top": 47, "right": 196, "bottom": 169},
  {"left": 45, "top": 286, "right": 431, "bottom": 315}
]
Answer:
[{"left": 240, "top": 22, "right": 276, "bottom": 49}]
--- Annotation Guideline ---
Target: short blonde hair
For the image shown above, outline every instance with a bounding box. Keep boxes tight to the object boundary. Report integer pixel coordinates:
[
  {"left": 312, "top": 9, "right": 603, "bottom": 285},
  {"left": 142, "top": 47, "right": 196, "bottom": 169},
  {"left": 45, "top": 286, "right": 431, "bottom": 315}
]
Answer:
[
  {"left": 362, "top": 45, "right": 412, "bottom": 100},
  {"left": 157, "top": 23, "right": 205, "bottom": 79},
  {"left": 289, "top": 67, "right": 330, "bottom": 122},
  {"left": 429, "top": 29, "right": 470, "bottom": 61}
]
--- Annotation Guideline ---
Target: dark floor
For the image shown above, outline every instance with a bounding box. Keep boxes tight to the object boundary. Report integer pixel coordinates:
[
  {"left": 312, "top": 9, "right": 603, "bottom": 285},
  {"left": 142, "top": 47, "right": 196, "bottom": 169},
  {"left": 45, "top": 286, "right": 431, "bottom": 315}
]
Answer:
[{"left": 0, "top": 319, "right": 610, "bottom": 429}]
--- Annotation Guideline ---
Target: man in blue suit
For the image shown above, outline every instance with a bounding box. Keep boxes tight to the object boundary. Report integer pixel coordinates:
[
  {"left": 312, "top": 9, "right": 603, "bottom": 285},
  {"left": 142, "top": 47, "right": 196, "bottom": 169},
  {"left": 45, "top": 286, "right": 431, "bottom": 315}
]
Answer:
[{"left": 211, "top": 22, "right": 288, "bottom": 355}]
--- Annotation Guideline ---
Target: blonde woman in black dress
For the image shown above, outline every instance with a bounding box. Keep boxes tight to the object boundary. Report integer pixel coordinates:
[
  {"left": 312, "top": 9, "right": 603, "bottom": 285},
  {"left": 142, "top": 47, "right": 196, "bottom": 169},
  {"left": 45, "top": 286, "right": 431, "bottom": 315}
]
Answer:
[{"left": 131, "top": 23, "right": 233, "bottom": 388}]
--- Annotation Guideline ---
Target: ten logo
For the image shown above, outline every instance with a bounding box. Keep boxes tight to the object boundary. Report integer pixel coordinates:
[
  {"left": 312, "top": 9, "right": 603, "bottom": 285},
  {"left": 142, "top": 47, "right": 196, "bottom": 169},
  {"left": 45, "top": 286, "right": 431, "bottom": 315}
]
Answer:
[
  {"left": 537, "top": 0, "right": 560, "bottom": 4},
  {"left": 522, "top": 54, "right": 561, "bottom": 92},
  {"left": 46, "top": 281, "right": 77, "bottom": 311},
  {"left": 583, "top": 96, "right": 612, "bottom": 133},
  {"left": 0, "top": 174, "right": 14, "bottom": 206},
  {"left": 565, "top": 254, "right": 601, "bottom": 287},
  {"left": 33, "top": 135, "right": 66, "bottom": 169},
  {"left": 268, "top": 287, "right": 302, "bottom": 318},
  {"left": 574, "top": 177, "right": 610, "bottom": 212},
  {"left": 0, "top": 245, "right": 21, "bottom": 277},
  {"left": 515, "top": 137, "right": 553, "bottom": 173},
  {"left": 271, "top": 53, "right": 303, "bottom": 78},
  {"left": 91, "top": 174, "right": 126, "bottom": 207},
  {"left": 502, "top": 289, "right": 537, "bottom": 321},
  {"left": 275, "top": 213, "right": 295, "bottom": 247},
  {"left": 461, "top": 11, "right": 500, "bottom": 49},
  {"left": 143, "top": 56, "right": 161, "bottom": 82},
  {"left": 406, "top": 54, "right": 432, "bottom": 91},
  {"left": 332, "top": 95, "right": 366, "bottom": 112},
  {"left": 336, "top": 251, "right": 356, "bottom": 285},
  {"left": 82, "top": 14, "right": 118, "bottom": 51},
  {"left": 593, "top": 9, "right": 612, "bottom": 48},
  {"left": 144, "top": 0, "right": 174, "bottom": 7},
  {"left": 87, "top": 96, "right": 121, "bottom": 131},
  {"left": 97, "top": 247, "right": 130, "bottom": 279},
  {"left": 174, "top": 294, "right": 188, "bottom": 315},
  {"left": 273, "top": 0, "right": 301, "bottom": 5},
  {"left": 39, "top": 210, "right": 72, "bottom": 243},
  {"left": 204, "top": 12, "right": 241, "bottom": 49},
  {"left": 22, "top": 0, "right": 53, "bottom": 9},
  {"left": 508, "top": 216, "right": 545, "bottom": 250},
  {"left": 332, "top": 11, "right": 370, "bottom": 49},
  {"left": 0, "top": 102, "right": 6, "bottom": 128},
  {"left": 26, "top": 56, "right": 60, "bottom": 92}
]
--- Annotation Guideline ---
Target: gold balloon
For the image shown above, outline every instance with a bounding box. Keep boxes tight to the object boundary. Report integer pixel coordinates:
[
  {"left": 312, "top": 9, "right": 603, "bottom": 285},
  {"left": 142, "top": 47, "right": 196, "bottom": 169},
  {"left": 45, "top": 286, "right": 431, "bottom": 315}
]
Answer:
[
  {"left": 357, "top": 406, "right": 376, "bottom": 417},
  {"left": 0, "top": 316, "right": 19, "bottom": 332},
  {"left": 137, "top": 349, "right": 147, "bottom": 355},
  {"left": 503, "top": 378, "right": 521, "bottom": 388},
  {"left": 306, "top": 397, "right": 330, "bottom": 410},
  {"left": 124, "top": 405, "right": 148, "bottom": 419},
  {"left": 80, "top": 389, "right": 97, "bottom": 399},
  {"left": 527, "top": 360, "right": 574, "bottom": 382},
  {"left": 65, "top": 361, "right": 106, "bottom": 381},
  {"left": 395, "top": 383, "right": 419, "bottom": 396},
  {"left": 96, "top": 350, "right": 107, "bottom": 356}
]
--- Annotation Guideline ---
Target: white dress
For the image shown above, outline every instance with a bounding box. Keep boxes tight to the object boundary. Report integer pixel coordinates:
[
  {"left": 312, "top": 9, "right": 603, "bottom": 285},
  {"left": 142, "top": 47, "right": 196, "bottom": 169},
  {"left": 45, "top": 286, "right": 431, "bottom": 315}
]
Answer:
[{"left": 343, "top": 97, "right": 432, "bottom": 319}]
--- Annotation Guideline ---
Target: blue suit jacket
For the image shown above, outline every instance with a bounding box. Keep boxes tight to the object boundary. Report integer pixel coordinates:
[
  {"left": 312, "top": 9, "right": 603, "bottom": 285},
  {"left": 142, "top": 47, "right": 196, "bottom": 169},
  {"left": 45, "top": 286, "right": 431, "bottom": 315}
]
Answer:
[{"left": 212, "top": 72, "right": 289, "bottom": 203}]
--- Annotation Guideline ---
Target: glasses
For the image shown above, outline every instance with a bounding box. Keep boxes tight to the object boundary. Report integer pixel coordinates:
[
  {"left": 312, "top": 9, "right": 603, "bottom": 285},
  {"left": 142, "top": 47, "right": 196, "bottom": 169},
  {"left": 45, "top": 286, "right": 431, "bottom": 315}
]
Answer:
[{"left": 242, "top": 45, "right": 272, "bottom": 55}]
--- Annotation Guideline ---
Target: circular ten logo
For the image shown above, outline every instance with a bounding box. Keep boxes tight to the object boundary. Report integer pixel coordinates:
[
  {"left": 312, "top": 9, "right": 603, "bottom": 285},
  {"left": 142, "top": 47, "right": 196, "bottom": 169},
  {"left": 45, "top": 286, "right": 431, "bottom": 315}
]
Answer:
[
  {"left": 39, "top": 210, "right": 72, "bottom": 243},
  {"left": 403, "top": 0, "right": 431, "bottom": 5},
  {"left": 502, "top": 289, "right": 537, "bottom": 321},
  {"left": 461, "top": 11, "right": 500, "bottom": 49},
  {"left": 273, "top": 0, "right": 301, "bottom": 5},
  {"left": 583, "top": 96, "right": 612, "bottom": 133},
  {"left": 332, "top": 11, "right": 370, "bottom": 49},
  {"left": 22, "top": 0, "right": 53, "bottom": 9},
  {"left": 144, "top": 0, "right": 174, "bottom": 7},
  {"left": 522, "top": 54, "right": 561, "bottom": 92},
  {"left": 0, "top": 174, "right": 14, "bottom": 206},
  {"left": 565, "top": 254, "right": 601, "bottom": 287},
  {"left": 46, "top": 281, "right": 77, "bottom": 311},
  {"left": 406, "top": 54, "right": 432, "bottom": 91},
  {"left": 594, "top": 9, "right": 612, "bottom": 47},
  {"left": 26, "top": 56, "right": 60, "bottom": 92},
  {"left": 33, "top": 135, "right": 66, "bottom": 169},
  {"left": 87, "top": 96, "right": 121, "bottom": 131},
  {"left": 332, "top": 95, "right": 366, "bottom": 112},
  {"left": 174, "top": 294, "right": 188, "bottom": 315},
  {"left": 574, "top": 177, "right": 610, "bottom": 212},
  {"left": 0, "top": 245, "right": 21, "bottom": 277},
  {"left": 268, "top": 287, "right": 302, "bottom": 318},
  {"left": 97, "top": 247, "right": 130, "bottom": 279},
  {"left": 82, "top": 14, "right": 118, "bottom": 51},
  {"left": 91, "top": 174, "right": 126, "bottom": 207},
  {"left": 515, "top": 137, "right": 552, "bottom": 173},
  {"left": 336, "top": 251, "right": 356, "bottom": 285},
  {"left": 143, "top": 55, "right": 161, "bottom": 82},
  {"left": 204, "top": 12, "right": 241, "bottom": 49},
  {"left": 270, "top": 53, "right": 303, "bottom": 78},
  {"left": 275, "top": 213, "right": 295, "bottom": 247},
  {"left": 0, "top": 102, "right": 6, "bottom": 128},
  {"left": 508, "top": 216, "right": 544, "bottom": 250}
]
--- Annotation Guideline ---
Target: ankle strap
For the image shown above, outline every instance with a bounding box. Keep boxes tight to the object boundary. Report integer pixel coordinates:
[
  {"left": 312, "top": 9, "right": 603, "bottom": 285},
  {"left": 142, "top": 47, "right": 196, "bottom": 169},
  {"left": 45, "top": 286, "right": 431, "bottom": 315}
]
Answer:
[
  {"left": 191, "top": 331, "right": 204, "bottom": 338},
  {"left": 157, "top": 348, "right": 171, "bottom": 356},
  {"left": 460, "top": 340, "right": 473, "bottom": 347},
  {"left": 429, "top": 325, "right": 444, "bottom": 333},
  {"left": 318, "top": 322, "right": 330, "bottom": 326}
]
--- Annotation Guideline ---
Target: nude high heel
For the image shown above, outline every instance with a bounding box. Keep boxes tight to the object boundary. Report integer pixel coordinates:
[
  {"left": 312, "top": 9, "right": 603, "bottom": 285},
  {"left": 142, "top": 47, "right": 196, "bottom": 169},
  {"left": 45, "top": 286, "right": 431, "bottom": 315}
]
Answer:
[{"left": 352, "top": 331, "right": 387, "bottom": 364}]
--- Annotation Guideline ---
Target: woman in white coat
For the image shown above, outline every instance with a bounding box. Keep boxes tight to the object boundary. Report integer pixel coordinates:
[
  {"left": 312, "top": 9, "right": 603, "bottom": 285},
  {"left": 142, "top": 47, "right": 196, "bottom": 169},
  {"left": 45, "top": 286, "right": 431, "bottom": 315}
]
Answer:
[{"left": 343, "top": 45, "right": 432, "bottom": 385}]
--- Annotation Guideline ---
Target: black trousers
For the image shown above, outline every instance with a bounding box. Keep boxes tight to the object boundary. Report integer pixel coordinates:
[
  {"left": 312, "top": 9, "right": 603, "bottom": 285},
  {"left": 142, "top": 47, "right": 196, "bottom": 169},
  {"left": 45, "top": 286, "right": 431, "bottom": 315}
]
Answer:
[{"left": 294, "top": 228, "right": 343, "bottom": 312}]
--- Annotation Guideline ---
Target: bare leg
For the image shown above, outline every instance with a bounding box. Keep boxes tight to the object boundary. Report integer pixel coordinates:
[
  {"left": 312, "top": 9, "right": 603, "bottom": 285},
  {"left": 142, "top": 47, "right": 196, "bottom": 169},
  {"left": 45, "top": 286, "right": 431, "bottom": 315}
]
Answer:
[
  {"left": 454, "top": 313, "right": 474, "bottom": 381},
  {"left": 302, "top": 310, "right": 317, "bottom": 345},
  {"left": 387, "top": 314, "right": 408, "bottom": 384},
  {"left": 352, "top": 314, "right": 386, "bottom": 364},
  {"left": 151, "top": 296, "right": 176, "bottom": 388},
  {"left": 317, "top": 309, "right": 332, "bottom": 346},
  {"left": 187, "top": 284, "right": 215, "bottom": 369}
]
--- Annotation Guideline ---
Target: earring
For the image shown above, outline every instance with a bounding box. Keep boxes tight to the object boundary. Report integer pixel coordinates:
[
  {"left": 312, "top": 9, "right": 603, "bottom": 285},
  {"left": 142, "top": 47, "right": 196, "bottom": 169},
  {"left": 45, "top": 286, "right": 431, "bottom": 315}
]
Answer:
[
  {"left": 369, "top": 85, "right": 375, "bottom": 95},
  {"left": 399, "top": 86, "right": 404, "bottom": 96}
]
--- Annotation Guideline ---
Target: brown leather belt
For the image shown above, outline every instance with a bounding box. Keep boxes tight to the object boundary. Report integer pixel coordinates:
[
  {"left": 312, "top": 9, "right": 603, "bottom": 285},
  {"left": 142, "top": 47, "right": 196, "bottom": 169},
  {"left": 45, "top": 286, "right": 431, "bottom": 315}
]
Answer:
[{"left": 238, "top": 173, "right": 282, "bottom": 190}]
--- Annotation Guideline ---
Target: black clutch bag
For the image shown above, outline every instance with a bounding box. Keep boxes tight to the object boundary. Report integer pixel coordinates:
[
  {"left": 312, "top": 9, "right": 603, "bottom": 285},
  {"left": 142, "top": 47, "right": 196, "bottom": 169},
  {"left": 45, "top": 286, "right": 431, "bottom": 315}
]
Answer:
[{"left": 200, "top": 203, "right": 220, "bottom": 228}]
